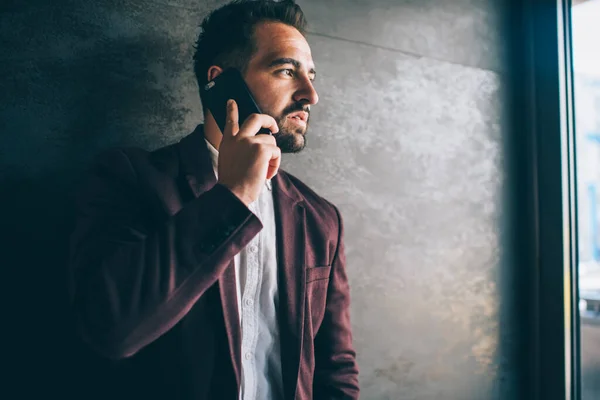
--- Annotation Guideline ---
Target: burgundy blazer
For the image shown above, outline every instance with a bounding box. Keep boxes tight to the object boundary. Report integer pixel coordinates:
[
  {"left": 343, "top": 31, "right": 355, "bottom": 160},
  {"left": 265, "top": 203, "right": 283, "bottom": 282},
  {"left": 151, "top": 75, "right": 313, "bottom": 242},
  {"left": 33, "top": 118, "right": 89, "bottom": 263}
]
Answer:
[{"left": 68, "top": 125, "right": 359, "bottom": 400}]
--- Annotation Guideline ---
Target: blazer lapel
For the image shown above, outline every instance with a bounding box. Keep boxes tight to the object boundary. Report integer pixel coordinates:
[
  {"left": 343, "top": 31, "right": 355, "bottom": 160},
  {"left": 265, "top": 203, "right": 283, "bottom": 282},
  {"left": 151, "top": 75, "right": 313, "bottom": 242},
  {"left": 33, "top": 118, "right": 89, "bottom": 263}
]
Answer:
[
  {"left": 272, "top": 171, "right": 306, "bottom": 400},
  {"left": 177, "top": 125, "right": 242, "bottom": 388}
]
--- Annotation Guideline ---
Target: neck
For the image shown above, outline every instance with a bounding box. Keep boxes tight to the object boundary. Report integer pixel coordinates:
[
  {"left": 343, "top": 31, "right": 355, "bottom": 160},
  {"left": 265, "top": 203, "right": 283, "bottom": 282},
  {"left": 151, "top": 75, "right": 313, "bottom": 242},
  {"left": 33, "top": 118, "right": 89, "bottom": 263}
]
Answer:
[{"left": 203, "top": 111, "right": 223, "bottom": 151}]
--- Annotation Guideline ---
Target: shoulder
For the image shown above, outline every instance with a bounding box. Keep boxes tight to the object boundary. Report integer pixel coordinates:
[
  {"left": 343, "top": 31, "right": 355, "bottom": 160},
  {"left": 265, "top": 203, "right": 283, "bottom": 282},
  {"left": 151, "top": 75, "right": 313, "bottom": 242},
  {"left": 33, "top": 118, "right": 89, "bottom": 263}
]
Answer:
[
  {"left": 88, "top": 141, "right": 180, "bottom": 183},
  {"left": 74, "top": 141, "right": 185, "bottom": 216},
  {"left": 75, "top": 141, "right": 182, "bottom": 211}
]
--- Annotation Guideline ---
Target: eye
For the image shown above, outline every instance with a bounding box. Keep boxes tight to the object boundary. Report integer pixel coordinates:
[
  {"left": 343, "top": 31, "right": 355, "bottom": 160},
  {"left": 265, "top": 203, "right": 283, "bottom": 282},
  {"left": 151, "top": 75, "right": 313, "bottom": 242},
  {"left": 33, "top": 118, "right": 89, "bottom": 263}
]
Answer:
[{"left": 279, "top": 69, "right": 294, "bottom": 77}]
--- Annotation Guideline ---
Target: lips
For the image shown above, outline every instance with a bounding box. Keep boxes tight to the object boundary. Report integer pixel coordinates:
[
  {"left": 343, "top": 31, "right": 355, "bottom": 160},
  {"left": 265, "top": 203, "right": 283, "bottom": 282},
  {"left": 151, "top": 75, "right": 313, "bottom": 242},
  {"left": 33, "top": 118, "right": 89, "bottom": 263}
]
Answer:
[{"left": 287, "top": 111, "right": 308, "bottom": 123}]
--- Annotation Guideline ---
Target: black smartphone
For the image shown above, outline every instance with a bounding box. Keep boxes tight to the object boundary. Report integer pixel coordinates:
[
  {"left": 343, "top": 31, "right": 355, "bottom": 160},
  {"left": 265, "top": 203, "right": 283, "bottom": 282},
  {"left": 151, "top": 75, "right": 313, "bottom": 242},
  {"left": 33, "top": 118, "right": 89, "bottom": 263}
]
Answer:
[{"left": 201, "top": 68, "right": 272, "bottom": 135}]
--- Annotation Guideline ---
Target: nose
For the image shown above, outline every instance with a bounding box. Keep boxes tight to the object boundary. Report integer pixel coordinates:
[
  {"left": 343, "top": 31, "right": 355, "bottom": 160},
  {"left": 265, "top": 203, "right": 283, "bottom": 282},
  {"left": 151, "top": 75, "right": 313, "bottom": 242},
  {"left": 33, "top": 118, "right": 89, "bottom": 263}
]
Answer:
[{"left": 293, "top": 75, "right": 319, "bottom": 106}]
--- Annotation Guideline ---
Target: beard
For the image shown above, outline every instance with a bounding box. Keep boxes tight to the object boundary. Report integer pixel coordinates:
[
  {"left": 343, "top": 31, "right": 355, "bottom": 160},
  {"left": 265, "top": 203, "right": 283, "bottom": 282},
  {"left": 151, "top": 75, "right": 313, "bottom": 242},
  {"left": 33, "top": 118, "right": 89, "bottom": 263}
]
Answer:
[{"left": 271, "top": 103, "right": 311, "bottom": 154}]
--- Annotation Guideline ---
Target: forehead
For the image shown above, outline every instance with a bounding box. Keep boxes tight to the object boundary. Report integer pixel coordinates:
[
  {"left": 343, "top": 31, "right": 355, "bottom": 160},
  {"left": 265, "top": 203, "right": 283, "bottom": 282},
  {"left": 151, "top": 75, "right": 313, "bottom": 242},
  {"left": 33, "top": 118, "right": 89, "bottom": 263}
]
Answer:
[{"left": 250, "top": 22, "right": 315, "bottom": 69}]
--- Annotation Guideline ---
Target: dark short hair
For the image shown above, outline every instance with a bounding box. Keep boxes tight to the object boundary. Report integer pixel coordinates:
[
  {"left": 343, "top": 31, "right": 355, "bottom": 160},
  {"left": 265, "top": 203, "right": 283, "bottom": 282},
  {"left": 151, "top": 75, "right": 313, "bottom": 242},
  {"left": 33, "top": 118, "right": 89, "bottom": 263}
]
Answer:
[{"left": 193, "top": 0, "right": 307, "bottom": 109}]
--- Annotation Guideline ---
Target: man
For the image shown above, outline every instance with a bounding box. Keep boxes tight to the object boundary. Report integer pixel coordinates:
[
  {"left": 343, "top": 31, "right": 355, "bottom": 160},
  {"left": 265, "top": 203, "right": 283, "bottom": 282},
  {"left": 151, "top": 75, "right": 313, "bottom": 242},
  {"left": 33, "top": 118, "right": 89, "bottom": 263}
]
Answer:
[{"left": 68, "top": 1, "right": 359, "bottom": 399}]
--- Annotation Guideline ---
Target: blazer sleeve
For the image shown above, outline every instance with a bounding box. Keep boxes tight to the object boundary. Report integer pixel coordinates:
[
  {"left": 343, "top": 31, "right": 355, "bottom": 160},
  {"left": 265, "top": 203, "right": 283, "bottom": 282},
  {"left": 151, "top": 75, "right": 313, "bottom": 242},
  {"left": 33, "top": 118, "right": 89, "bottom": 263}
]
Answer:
[
  {"left": 68, "top": 148, "right": 262, "bottom": 360},
  {"left": 312, "top": 205, "right": 360, "bottom": 399}
]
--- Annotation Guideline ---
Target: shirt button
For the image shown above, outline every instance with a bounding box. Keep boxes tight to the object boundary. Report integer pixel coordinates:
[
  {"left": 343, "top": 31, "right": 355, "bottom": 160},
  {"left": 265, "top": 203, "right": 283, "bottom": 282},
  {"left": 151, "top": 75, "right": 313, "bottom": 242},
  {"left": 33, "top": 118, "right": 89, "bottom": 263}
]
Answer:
[
  {"left": 245, "top": 298, "right": 253, "bottom": 306},
  {"left": 245, "top": 352, "right": 252, "bottom": 360},
  {"left": 249, "top": 245, "right": 258, "bottom": 253}
]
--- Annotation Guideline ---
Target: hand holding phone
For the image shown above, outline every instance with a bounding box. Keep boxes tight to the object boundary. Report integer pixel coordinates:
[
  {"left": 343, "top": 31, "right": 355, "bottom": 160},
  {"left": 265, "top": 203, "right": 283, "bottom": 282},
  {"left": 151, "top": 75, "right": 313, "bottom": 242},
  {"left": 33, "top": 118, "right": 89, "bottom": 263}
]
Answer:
[
  {"left": 216, "top": 99, "right": 281, "bottom": 206},
  {"left": 202, "top": 68, "right": 273, "bottom": 136}
]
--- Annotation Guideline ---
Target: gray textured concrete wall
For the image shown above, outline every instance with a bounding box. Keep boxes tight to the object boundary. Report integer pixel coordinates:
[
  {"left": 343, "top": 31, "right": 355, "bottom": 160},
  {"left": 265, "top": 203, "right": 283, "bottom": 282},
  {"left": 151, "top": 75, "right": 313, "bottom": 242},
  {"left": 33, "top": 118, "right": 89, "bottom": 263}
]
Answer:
[
  {"left": 1, "top": 0, "right": 516, "bottom": 398},
  {"left": 292, "top": 1, "right": 512, "bottom": 399}
]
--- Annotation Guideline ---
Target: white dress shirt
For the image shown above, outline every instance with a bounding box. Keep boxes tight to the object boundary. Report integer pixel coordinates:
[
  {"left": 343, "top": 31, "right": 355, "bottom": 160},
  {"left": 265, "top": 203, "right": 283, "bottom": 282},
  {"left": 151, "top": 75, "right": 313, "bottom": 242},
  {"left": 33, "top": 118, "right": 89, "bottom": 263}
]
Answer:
[{"left": 204, "top": 138, "right": 284, "bottom": 400}]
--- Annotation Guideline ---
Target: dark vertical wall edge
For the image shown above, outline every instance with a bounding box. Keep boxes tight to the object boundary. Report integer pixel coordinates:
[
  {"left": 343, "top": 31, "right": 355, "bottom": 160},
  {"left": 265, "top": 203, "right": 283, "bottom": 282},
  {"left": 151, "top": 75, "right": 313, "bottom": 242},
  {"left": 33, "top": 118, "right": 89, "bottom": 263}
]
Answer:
[
  {"left": 526, "top": 0, "right": 576, "bottom": 399},
  {"left": 534, "top": 0, "right": 572, "bottom": 398},
  {"left": 502, "top": 0, "right": 540, "bottom": 398},
  {"left": 503, "top": 0, "right": 578, "bottom": 399}
]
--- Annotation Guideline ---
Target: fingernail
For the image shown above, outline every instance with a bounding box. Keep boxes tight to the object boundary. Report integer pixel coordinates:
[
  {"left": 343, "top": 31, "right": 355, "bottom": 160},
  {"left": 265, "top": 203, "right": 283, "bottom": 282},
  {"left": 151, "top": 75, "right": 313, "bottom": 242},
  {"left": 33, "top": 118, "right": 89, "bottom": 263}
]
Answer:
[{"left": 227, "top": 99, "right": 233, "bottom": 107}]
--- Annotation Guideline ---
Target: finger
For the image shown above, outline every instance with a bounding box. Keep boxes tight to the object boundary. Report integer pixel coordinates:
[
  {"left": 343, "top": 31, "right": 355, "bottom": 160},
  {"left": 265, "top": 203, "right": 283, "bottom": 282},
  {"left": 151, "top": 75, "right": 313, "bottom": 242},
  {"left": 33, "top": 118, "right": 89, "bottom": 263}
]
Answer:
[
  {"left": 238, "top": 113, "right": 279, "bottom": 138},
  {"left": 266, "top": 145, "right": 282, "bottom": 180},
  {"left": 223, "top": 99, "right": 239, "bottom": 137},
  {"left": 250, "top": 133, "right": 277, "bottom": 146}
]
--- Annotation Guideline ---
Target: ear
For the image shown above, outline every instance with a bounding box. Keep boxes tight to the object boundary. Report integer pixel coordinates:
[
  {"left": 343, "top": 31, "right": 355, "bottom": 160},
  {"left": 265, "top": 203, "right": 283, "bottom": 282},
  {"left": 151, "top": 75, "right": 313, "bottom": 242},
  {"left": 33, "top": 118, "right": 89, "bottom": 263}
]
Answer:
[{"left": 207, "top": 65, "right": 224, "bottom": 82}]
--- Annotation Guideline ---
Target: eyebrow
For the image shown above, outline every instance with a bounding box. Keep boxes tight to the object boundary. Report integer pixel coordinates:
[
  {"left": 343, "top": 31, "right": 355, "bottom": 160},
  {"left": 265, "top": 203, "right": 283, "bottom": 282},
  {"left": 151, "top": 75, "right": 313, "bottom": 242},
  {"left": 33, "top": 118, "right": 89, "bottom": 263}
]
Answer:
[{"left": 268, "top": 57, "right": 316, "bottom": 76}]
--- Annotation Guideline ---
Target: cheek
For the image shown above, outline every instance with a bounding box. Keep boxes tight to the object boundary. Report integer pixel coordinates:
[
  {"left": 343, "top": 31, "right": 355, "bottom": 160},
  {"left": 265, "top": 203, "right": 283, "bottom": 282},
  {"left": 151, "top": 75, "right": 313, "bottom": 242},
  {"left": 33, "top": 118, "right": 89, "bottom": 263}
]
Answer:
[
  {"left": 258, "top": 96, "right": 288, "bottom": 119},
  {"left": 251, "top": 82, "right": 288, "bottom": 116}
]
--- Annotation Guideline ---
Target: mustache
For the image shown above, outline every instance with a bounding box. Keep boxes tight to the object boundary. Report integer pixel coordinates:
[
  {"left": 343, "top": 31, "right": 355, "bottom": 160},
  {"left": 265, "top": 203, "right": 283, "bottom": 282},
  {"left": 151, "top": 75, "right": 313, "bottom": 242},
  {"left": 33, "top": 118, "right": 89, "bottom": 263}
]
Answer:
[{"left": 282, "top": 103, "right": 310, "bottom": 117}]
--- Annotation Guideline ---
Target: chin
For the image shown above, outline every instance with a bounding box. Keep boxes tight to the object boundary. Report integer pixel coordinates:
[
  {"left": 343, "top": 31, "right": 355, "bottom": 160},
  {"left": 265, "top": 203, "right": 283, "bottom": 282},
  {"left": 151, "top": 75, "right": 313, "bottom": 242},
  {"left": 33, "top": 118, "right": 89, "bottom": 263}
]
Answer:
[{"left": 276, "top": 131, "right": 306, "bottom": 154}]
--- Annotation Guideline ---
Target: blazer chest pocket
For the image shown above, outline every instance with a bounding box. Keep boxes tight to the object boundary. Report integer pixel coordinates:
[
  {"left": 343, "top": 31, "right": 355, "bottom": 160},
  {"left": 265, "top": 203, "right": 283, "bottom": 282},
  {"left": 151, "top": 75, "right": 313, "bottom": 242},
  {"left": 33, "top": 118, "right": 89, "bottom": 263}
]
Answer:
[
  {"left": 306, "top": 265, "right": 331, "bottom": 283},
  {"left": 305, "top": 265, "right": 331, "bottom": 334}
]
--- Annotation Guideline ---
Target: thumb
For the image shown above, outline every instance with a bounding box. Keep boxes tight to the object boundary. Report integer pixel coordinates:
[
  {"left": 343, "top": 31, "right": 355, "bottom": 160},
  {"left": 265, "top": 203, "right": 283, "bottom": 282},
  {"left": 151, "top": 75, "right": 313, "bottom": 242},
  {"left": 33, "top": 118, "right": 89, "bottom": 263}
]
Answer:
[{"left": 266, "top": 146, "right": 282, "bottom": 180}]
